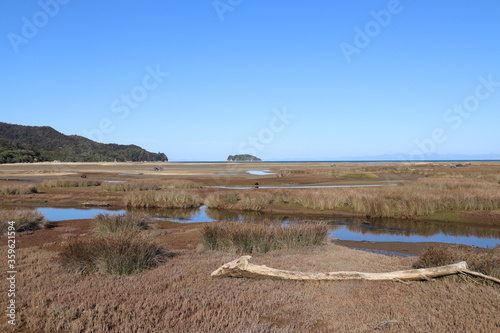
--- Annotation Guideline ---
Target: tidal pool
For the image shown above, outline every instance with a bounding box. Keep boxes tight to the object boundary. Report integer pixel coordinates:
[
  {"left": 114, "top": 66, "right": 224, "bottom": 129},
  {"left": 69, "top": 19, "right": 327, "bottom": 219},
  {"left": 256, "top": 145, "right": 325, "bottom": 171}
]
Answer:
[
  {"left": 145, "top": 206, "right": 500, "bottom": 249},
  {"left": 246, "top": 170, "right": 276, "bottom": 176},
  {"left": 9, "top": 206, "right": 498, "bottom": 250},
  {"left": 36, "top": 207, "right": 125, "bottom": 221}
]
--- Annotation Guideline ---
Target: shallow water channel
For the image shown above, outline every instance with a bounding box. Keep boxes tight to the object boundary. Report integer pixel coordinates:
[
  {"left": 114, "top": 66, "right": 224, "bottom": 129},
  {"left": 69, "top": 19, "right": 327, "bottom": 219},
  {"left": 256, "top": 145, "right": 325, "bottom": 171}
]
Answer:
[{"left": 29, "top": 206, "right": 500, "bottom": 250}]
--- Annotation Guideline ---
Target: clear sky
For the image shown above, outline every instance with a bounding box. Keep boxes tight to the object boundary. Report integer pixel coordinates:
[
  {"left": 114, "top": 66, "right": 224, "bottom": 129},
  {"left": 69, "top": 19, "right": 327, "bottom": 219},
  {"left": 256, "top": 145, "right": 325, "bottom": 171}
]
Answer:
[{"left": 1, "top": 0, "right": 499, "bottom": 161}]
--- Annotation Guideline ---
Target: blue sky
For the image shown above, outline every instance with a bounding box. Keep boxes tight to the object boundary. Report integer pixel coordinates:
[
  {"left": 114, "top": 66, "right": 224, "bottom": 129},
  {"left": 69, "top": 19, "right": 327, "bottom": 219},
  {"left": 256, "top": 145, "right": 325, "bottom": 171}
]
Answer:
[{"left": 1, "top": 0, "right": 499, "bottom": 161}]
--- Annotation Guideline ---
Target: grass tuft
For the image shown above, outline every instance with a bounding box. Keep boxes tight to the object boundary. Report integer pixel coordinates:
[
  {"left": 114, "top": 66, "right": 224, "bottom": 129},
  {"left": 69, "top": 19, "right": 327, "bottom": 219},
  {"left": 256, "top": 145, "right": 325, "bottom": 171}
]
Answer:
[
  {"left": 124, "top": 190, "right": 203, "bottom": 209},
  {"left": 202, "top": 222, "right": 328, "bottom": 254},
  {"left": 94, "top": 213, "right": 154, "bottom": 235},
  {"left": 59, "top": 232, "right": 170, "bottom": 275},
  {"left": 0, "top": 184, "right": 38, "bottom": 195},
  {"left": 0, "top": 209, "right": 47, "bottom": 233},
  {"left": 414, "top": 245, "right": 500, "bottom": 281}
]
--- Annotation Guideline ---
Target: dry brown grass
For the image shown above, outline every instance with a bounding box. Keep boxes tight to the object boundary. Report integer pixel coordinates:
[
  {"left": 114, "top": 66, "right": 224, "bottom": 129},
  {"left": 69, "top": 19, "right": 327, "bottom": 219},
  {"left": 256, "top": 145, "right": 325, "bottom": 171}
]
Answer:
[
  {"left": 2, "top": 241, "right": 499, "bottom": 333},
  {"left": 102, "top": 179, "right": 201, "bottom": 191},
  {"left": 93, "top": 213, "right": 155, "bottom": 235},
  {"left": 202, "top": 222, "right": 328, "bottom": 254},
  {"left": 59, "top": 232, "right": 170, "bottom": 275},
  {"left": 40, "top": 179, "right": 102, "bottom": 188},
  {"left": 0, "top": 184, "right": 38, "bottom": 195},
  {"left": 0, "top": 209, "right": 47, "bottom": 234},
  {"left": 205, "top": 190, "right": 293, "bottom": 212},
  {"left": 414, "top": 244, "right": 500, "bottom": 280},
  {"left": 208, "top": 177, "right": 500, "bottom": 218},
  {"left": 124, "top": 190, "right": 203, "bottom": 209}
]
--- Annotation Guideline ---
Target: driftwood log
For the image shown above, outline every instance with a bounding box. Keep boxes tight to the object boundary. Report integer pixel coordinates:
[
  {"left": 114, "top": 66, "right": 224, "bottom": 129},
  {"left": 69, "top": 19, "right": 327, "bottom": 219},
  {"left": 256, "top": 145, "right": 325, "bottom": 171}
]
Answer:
[{"left": 211, "top": 256, "right": 500, "bottom": 283}]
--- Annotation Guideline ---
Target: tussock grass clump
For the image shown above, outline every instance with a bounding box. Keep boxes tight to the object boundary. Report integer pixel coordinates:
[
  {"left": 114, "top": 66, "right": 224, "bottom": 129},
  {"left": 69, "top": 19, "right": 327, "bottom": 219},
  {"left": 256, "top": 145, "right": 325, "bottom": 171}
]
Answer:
[
  {"left": 41, "top": 179, "right": 101, "bottom": 188},
  {"left": 60, "top": 233, "right": 169, "bottom": 275},
  {"left": 238, "top": 192, "right": 275, "bottom": 211},
  {"left": 415, "top": 245, "right": 500, "bottom": 280},
  {"left": 206, "top": 190, "right": 293, "bottom": 211},
  {"left": 103, "top": 179, "right": 201, "bottom": 192},
  {"left": 0, "top": 209, "right": 47, "bottom": 233},
  {"left": 124, "top": 190, "right": 203, "bottom": 209},
  {"left": 202, "top": 222, "right": 328, "bottom": 254},
  {"left": 340, "top": 172, "right": 378, "bottom": 179},
  {"left": 205, "top": 191, "right": 239, "bottom": 209},
  {"left": 0, "top": 184, "right": 38, "bottom": 195},
  {"left": 94, "top": 213, "right": 154, "bottom": 235}
]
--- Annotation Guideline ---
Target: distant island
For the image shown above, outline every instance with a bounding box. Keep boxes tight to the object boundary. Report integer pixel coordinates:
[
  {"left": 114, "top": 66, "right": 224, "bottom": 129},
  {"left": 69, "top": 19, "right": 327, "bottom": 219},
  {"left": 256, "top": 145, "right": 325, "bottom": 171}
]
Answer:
[
  {"left": 227, "top": 154, "right": 262, "bottom": 161},
  {"left": 0, "top": 122, "right": 167, "bottom": 163}
]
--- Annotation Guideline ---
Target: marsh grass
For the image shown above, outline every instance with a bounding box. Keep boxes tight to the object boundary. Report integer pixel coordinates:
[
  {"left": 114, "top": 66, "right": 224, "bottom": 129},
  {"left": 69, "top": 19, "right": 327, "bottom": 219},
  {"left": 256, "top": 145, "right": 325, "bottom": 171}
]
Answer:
[
  {"left": 124, "top": 190, "right": 203, "bottom": 209},
  {"left": 205, "top": 189, "right": 293, "bottom": 211},
  {"left": 294, "top": 185, "right": 500, "bottom": 218},
  {"left": 0, "top": 184, "right": 38, "bottom": 195},
  {"left": 204, "top": 191, "right": 239, "bottom": 209},
  {"left": 0, "top": 209, "right": 47, "bottom": 233},
  {"left": 202, "top": 222, "right": 328, "bottom": 254},
  {"left": 414, "top": 245, "right": 500, "bottom": 281},
  {"left": 103, "top": 179, "right": 201, "bottom": 192},
  {"left": 41, "top": 179, "right": 102, "bottom": 187},
  {"left": 94, "top": 213, "right": 154, "bottom": 235},
  {"left": 59, "top": 232, "right": 170, "bottom": 275},
  {"left": 340, "top": 172, "right": 378, "bottom": 179}
]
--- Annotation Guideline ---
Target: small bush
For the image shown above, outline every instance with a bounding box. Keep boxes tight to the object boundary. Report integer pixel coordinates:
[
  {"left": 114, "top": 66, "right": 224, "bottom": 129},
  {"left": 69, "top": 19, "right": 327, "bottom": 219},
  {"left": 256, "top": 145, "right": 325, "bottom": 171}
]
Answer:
[
  {"left": 414, "top": 245, "right": 500, "bottom": 280},
  {"left": 202, "top": 222, "right": 328, "bottom": 254},
  {"left": 94, "top": 213, "right": 154, "bottom": 235},
  {"left": 0, "top": 184, "right": 38, "bottom": 195},
  {"left": 0, "top": 209, "right": 47, "bottom": 234},
  {"left": 60, "top": 233, "right": 170, "bottom": 275}
]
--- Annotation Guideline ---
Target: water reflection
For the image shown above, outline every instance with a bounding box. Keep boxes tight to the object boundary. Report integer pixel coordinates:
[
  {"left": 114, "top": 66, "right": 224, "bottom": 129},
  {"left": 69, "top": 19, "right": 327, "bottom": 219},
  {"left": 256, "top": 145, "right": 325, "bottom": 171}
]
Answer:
[
  {"left": 36, "top": 207, "right": 125, "bottom": 221},
  {"left": 3, "top": 205, "right": 498, "bottom": 249},
  {"left": 141, "top": 206, "right": 500, "bottom": 249}
]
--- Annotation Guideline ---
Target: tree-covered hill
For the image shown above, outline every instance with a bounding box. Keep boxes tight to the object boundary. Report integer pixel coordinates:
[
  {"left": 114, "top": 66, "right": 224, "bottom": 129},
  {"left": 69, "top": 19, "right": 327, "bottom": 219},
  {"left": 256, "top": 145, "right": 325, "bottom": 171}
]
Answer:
[
  {"left": 0, "top": 122, "right": 167, "bottom": 163},
  {"left": 227, "top": 154, "right": 262, "bottom": 161}
]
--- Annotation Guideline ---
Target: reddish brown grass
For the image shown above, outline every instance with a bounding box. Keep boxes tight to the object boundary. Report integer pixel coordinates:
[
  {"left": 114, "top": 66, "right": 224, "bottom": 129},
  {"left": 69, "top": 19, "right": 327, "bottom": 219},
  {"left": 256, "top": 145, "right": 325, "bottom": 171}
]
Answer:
[
  {"left": 414, "top": 244, "right": 500, "bottom": 280},
  {"left": 2, "top": 242, "right": 498, "bottom": 333}
]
